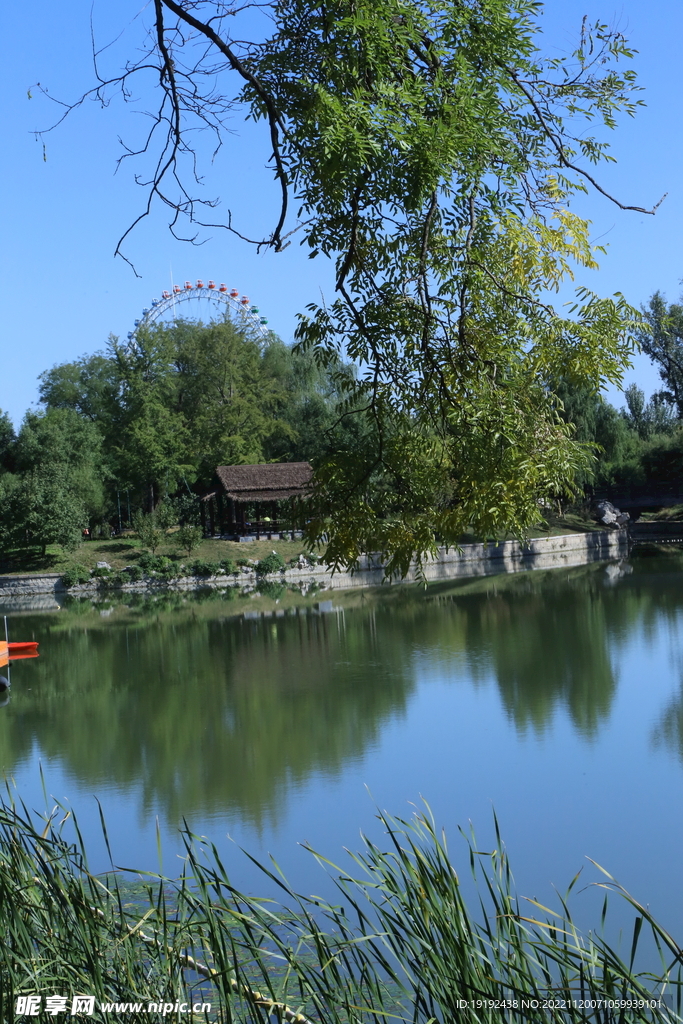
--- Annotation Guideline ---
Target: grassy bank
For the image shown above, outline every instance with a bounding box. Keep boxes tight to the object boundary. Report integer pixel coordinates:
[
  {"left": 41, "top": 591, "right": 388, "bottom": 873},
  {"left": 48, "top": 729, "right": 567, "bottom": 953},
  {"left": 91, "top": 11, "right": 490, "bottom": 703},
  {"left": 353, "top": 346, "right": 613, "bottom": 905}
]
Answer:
[
  {"left": 0, "top": 535, "right": 312, "bottom": 578},
  {"left": 0, "top": 511, "right": 604, "bottom": 579},
  {"left": 641, "top": 504, "right": 683, "bottom": 522},
  {"left": 1, "top": 796, "right": 680, "bottom": 1023}
]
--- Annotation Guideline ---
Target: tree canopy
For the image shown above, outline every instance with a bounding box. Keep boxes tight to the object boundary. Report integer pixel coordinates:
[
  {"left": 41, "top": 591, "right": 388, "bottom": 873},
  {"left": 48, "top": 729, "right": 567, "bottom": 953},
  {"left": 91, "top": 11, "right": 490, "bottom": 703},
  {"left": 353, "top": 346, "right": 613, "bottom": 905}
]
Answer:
[
  {"left": 636, "top": 293, "right": 683, "bottom": 418},
  {"left": 32, "top": 320, "right": 350, "bottom": 516},
  {"left": 0, "top": 409, "right": 105, "bottom": 554},
  {"left": 34, "top": 1, "right": 665, "bottom": 572}
]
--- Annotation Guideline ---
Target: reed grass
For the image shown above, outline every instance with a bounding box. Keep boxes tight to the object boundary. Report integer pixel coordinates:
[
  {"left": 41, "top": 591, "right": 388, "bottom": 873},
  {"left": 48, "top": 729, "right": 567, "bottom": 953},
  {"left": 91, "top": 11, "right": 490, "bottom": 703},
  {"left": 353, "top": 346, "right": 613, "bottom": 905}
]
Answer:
[{"left": 0, "top": 796, "right": 681, "bottom": 1023}]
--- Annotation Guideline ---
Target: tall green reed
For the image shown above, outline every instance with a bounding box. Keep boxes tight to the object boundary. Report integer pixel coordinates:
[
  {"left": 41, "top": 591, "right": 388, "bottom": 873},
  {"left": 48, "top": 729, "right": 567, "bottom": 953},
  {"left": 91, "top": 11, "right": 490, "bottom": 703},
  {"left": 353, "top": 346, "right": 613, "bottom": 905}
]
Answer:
[{"left": 0, "top": 795, "right": 681, "bottom": 1023}]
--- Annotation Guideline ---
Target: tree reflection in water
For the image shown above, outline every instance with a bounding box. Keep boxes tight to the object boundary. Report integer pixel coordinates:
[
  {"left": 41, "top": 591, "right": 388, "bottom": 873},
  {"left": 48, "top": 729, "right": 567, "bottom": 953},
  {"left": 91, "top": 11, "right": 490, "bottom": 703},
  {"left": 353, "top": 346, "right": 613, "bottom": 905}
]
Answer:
[{"left": 2, "top": 551, "right": 683, "bottom": 825}]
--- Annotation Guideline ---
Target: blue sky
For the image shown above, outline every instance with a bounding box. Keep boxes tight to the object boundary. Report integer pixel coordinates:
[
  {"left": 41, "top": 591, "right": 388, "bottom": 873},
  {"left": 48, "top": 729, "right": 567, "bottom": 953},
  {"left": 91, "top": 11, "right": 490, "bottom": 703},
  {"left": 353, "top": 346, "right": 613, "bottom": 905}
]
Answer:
[{"left": 2, "top": 0, "right": 682, "bottom": 428}]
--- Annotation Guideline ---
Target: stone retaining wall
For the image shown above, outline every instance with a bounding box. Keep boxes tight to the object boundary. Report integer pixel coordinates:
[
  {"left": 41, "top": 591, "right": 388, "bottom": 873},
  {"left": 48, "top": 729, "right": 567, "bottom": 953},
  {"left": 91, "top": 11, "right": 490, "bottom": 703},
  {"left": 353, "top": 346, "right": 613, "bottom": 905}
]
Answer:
[
  {"left": 0, "top": 530, "right": 628, "bottom": 607},
  {"left": 0, "top": 574, "right": 64, "bottom": 598},
  {"left": 313, "top": 529, "right": 628, "bottom": 590}
]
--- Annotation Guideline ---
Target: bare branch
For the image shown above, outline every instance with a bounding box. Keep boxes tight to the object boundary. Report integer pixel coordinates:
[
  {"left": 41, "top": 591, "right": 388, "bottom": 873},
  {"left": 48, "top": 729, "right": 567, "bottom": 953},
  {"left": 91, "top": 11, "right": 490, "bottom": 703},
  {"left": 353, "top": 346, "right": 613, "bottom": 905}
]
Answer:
[
  {"left": 159, "top": 0, "right": 290, "bottom": 250},
  {"left": 505, "top": 65, "right": 667, "bottom": 216}
]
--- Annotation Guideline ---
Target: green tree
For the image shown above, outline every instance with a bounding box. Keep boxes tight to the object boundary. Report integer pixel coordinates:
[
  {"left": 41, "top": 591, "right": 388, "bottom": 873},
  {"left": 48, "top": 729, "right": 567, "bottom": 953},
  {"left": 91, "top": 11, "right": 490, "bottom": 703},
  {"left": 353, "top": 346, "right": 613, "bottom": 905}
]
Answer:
[
  {"left": 171, "top": 319, "right": 288, "bottom": 477},
  {"left": 0, "top": 409, "right": 107, "bottom": 554},
  {"left": 36, "top": 321, "right": 334, "bottom": 514},
  {"left": 0, "top": 411, "right": 15, "bottom": 473},
  {"left": 38, "top": 2, "right": 662, "bottom": 572},
  {"left": 132, "top": 509, "right": 164, "bottom": 554},
  {"left": 175, "top": 523, "right": 203, "bottom": 557},
  {"left": 0, "top": 470, "right": 89, "bottom": 556},
  {"left": 622, "top": 383, "right": 677, "bottom": 440},
  {"left": 638, "top": 430, "right": 683, "bottom": 490},
  {"left": 261, "top": 341, "right": 361, "bottom": 464},
  {"left": 38, "top": 352, "right": 120, "bottom": 428},
  {"left": 111, "top": 329, "right": 191, "bottom": 510},
  {"left": 637, "top": 293, "right": 683, "bottom": 417},
  {"left": 0, "top": 474, "right": 20, "bottom": 554},
  {"left": 15, "top": 409, "right": 108, "bottom": 522},
  {"left": 170, "top": 493, "right": 201, "bottom": 527},
  {"left": 7, "top": 477, "right": 87, "bottom": 554},
  {"left": 554, "top": 380, "right": 636, "bottom": 490}
]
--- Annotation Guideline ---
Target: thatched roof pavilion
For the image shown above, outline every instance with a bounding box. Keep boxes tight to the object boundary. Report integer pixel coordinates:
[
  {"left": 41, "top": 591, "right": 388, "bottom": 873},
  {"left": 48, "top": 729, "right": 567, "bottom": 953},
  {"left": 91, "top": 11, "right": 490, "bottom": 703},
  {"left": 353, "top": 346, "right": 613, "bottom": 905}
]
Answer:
[
  {"left": 214, "top": 462, "right": 312, "bottom": 502},
  {"left": 202, "top": 462, "right": 312, "bottom": 537}
]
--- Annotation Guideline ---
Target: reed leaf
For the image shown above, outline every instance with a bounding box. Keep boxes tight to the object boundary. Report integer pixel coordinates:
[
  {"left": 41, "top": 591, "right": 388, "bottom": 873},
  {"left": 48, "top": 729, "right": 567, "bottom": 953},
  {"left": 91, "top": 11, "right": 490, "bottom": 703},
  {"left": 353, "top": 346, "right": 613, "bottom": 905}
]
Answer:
[{"left": 0, "top": 795, "right": 681, "bottom": 1023}]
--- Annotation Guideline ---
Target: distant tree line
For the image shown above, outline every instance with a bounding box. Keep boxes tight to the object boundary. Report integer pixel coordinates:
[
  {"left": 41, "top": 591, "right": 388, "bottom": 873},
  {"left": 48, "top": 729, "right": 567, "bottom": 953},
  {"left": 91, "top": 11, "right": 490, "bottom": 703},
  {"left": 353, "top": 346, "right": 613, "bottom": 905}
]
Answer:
[
  {"left": 552, "top": 291, "right": 683, "bottom": 501},
  {"left": 0, "top": 319, "right": 365, "bottom": 554},
  {"left": 3, "top": 291, "right": 683, "bottom": 559}
]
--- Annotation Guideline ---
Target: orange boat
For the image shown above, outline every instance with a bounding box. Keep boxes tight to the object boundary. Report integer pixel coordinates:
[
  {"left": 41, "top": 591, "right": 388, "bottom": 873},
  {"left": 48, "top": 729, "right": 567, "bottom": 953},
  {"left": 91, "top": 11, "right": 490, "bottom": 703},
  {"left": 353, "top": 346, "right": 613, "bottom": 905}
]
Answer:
[
  {"left": 1, "top": 636, "right": 40, "bottom": 697},
  {"left": 0, "top": 640, "right": 39, "bottom": 668},
  {"left": 8, "top": 641, "right": 39, "bottom": 658}
]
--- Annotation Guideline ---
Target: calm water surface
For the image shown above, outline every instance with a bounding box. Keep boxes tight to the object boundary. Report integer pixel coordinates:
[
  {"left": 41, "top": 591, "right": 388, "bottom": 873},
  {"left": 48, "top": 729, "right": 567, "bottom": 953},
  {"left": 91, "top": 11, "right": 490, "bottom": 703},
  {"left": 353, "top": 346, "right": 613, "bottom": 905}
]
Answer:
[{"left": 2, "top": 552, "right": 683, "bottom": 929}]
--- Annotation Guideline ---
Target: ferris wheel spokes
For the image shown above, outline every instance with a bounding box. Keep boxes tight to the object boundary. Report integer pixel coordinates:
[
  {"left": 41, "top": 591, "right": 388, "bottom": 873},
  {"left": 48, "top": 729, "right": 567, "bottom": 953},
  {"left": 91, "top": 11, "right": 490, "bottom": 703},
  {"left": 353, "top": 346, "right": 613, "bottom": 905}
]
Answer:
[{"left": 127, "top": 279, "right": 269, "bottom": 349}]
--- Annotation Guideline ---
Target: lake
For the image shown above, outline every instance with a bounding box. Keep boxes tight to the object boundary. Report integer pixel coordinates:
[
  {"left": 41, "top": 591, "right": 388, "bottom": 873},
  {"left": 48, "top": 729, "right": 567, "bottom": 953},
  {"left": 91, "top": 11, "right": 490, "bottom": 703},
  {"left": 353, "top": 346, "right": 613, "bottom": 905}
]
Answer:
[{"left": 2, "top": 550, "right": 683, "bottom": 936}]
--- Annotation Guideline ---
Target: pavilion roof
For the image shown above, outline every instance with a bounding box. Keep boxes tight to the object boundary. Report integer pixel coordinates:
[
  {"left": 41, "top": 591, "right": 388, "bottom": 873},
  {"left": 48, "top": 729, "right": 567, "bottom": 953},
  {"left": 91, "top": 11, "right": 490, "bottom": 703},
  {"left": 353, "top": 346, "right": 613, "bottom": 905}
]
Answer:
[{"left": 213, "top": 462, "right": 313, "bottom": 502}]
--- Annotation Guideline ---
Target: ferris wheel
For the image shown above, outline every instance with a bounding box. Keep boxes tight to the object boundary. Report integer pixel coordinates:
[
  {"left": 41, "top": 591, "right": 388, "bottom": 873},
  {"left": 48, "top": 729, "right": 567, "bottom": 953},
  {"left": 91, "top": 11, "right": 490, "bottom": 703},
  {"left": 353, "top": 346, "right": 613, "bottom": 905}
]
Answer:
[{"left": 126, "top": 279, "right": 270, "bottom": 348}]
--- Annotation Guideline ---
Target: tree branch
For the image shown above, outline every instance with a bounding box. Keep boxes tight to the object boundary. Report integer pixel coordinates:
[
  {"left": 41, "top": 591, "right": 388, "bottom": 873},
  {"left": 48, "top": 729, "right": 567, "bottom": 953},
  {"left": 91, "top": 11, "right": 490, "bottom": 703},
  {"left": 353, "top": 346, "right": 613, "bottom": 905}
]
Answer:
[
  {"left": 505, "top": 65, "right": 667, "bottom": 216},
  {"left": 159, "top": 0, "right": 290, "bottom": 250}
]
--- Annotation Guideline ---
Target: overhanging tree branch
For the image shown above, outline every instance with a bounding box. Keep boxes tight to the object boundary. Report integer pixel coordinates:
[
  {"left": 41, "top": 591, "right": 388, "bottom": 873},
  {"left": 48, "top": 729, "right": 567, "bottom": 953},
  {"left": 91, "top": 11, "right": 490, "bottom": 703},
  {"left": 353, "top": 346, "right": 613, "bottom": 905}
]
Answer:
[
  {"left": 159, "top": 0, "right": 290, "bottom": 250},
  {"left": 504, "top": 64, "right": 667, "bottom": 216}
]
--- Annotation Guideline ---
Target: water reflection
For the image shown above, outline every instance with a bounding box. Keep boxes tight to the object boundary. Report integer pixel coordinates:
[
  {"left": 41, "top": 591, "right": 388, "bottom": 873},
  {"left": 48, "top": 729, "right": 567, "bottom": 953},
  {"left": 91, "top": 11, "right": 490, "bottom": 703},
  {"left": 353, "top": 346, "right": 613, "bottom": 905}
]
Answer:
[
  {"left": 420, "top": 580, "right": 616, "bottom": 736},
  {"left": 653, "top": 687, "right": 683, "bottom": 763},
  {"left": 2, "top": 553, "right": 683, "bottom": 826},
  {"left": 0, "top": 596, "right": 418, "bottom": 827}
]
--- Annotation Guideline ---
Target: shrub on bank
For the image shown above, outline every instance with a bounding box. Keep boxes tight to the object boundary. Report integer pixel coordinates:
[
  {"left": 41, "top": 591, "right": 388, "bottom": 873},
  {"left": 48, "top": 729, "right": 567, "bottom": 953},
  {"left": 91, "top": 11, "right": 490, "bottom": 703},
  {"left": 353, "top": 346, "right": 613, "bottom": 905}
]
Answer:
[
  {"left": 137, "top": 552, "right": 173, "bottom": 574},
  {"left": 186, "top": 558, "right": 238, "bottom": 577},
  {"left": 155, "top": 561, "right": 181, "bottom": 580},
  {"left": 256, "top": 551, "right": 286, "bottom": 575},
  {"left": 61, "top": 565, "right": 91, "bottom": 588},
  {"left": 187, "top": 559, "right": 219, "bottom": 577},
  {"left": 60, "top": 555, "right": 242, "bottom": 589},
  {"left": 90, "top": 565, "right": 112, "bottom": 579},
  {"left": 119, "top": 565, "right": 143, "bottom": 582}
]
